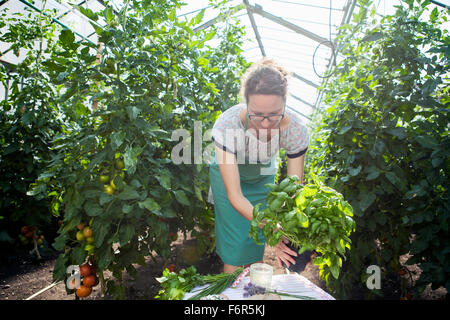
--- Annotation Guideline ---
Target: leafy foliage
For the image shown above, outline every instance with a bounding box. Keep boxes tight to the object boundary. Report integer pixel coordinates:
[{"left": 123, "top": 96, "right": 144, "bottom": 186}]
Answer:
[
  {"left": 249, "top": 175, "right": 355, "bottom": 284},
  {"left": 2, "top": 1, "right": 249, "bottom": 298},
  {"left": 0, "top": 8, "right": 75, "bottom": 249},
  {"left": 307, "top": 0, "right": 449, "bottom": 299}
]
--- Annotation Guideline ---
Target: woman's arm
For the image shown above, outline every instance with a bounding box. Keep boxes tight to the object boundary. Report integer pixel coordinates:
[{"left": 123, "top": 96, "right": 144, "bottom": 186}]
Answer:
[
  {"left": 215, "top": 146, "right": 254, "bottom": 222},
  {"left": 287, "top": 153, "right": 306, "bottom": 184}
]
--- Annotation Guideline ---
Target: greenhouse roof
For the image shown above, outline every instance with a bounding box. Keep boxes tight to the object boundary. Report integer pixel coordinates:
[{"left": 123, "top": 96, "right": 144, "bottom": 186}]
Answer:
[{"left": 1, "top": 0, "right": 449, "bottom": 123}]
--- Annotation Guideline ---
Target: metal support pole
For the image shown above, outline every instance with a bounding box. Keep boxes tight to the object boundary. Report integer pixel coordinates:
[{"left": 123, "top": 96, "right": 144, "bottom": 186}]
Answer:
[
  {"left": 287, "top": 104, "right": 311, "bottom": 121},
  {"left": 293, "top": 72, "right": 319, "bottom": 89},
  {"left": 243, "top": 0, "right": 266, "bottom": 57},
  {"left": 290, "top": 93, "right": 314, "bottom": 109},
  {"left": 249, "top": 3, "right": 332, "bottom": 48},
  {"left": 193, "top": 4, "right": 245, "bottom": 32}
]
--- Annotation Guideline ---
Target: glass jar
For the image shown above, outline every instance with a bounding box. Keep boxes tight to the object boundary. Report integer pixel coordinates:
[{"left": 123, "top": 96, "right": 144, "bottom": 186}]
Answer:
[{"left": 250, "top": 263, "right": 273, "bottom": 290}]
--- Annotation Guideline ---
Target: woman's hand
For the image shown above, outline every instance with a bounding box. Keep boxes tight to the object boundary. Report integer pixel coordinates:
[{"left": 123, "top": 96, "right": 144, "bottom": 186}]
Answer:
[{"left": 274, "top": 237, "right": 298, "bottom": 268}]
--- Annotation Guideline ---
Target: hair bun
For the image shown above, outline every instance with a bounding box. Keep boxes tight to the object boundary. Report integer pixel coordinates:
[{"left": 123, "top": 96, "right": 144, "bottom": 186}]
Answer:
[{"left": 257, "top": 57, "right": 290, "bottom": 79}]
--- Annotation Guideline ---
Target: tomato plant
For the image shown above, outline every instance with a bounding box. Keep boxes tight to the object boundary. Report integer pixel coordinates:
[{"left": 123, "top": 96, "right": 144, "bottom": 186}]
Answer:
[
  {"left": 0, "top": 6, "right": 76, "bottom": 256},
  {"left": 307, "top": 0, "right": 449, "bottom": 299},
  {"left": 26, "top": 1, "right": 249, "bottom": 299}
]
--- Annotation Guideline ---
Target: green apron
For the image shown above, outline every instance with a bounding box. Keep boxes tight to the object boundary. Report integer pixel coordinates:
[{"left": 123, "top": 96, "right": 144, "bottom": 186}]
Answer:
[{"left": 209, "top": 114, "right": 280, "bottom": 266}]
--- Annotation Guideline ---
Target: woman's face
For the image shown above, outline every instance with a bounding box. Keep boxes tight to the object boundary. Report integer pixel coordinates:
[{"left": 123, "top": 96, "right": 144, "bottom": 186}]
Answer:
[{"left": 247, "top": 94, "right": 285, "bottom": 130}]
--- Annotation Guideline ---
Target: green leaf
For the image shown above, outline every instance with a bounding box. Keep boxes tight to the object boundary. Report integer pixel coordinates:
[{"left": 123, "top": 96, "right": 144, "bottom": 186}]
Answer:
[
  {"left": 122, "top": 204, "right": 134, "bottom": 214},
  {"left": 155, "top": 208, "right": 177, "bottom": 218},
  {"left": 126, "top": 106, "right": 141, "bottom": 120},
  {"left": 143, "top": 14, "right": 153, "bottom": 27},
  {"left": 168, "top": 8, "right": 176, "bottom": 21},
  {"left": 53, "top": 254, "right": 69, "bottom": 283},
  {"left": 91, "top": 220, "right": 110, "bottom": 248},
  {"left": 431, "top": 157, "right": 443, "bottom": 168},
  {"left": 197, "top": 56, "right": 209, "bottom": 68},
  {"left": 415, "top": 135, "right": 438, "bottom": 149},
  {"left": 3, "top": 143, "right": 18, "bottom": 156},
  {"left": 89, "top": 21, "right": 104, "bottom": 35},
  {"left": 404, "top": 184, "right": 426, "bottom": 199},
  {"left": 374, "top": 139, "right": 386, "bottom": 154},
  {"left": 295, "top": 193, "right": 307, "bottom": 210},
  {"left": 59, "top": 29, "right": 75, "bottom": 48},
  {"left": 99, "top": 192, "right": 114, "bottom": 205},
  {"left": 0, "top": 230, "right": 13, "bottom": 243},
  {"left": 361, "top": 31, "right": 384, "bottom": 42},
  {"left": 301, "top": 185, "right": 318, "bottom": 198},
  {"left": 297, "top": 209, "right": 309, "bottom": 228},
  {"left": 385, "top": 171, "right": 402, "bottom": 190},
  {"left": 375, "top": 212, "right": 387, "bottom": 225},
  {"left": 138, "top": 197, "right": 161, "bottom": 212},
  {"left": 430, "top": 7, "right": 439, "bottom": 22},
  {"left": 204, "top": 29, "right": 216, "bottom": 42},
  {"left": 366, "top": 168, "right": 380, "bottom": 181},
  {"left": 312, "top": 256, "right": 324, "bottom": 266},
  {"left": 174, "top": 190, "right": 190, "bottom": 206},
  {"left": 155, "top": 172, "right": 171, "bottom": 190},
  {"left": 192, "top": 8, "right": 206, "bottom": 25},
  {"left": 348, "top": 165, "right": 362, "bottom": 176},
  {"left": 117, "top": 185, "right": 140, "bottom": 200},
  {"left": 386, "top": 127, "right": 406, "bottom": 139},
  {"left": 338, "top": 125, "right": 352, "bottom": 135},
  {"left": 53, "top": 233, "right": 69, "bottom": 251},
  {"left": 97, "top": 247, "right": 114, "bottom": 270},
  {"left": 194, "top": 185, "right": 203, "bottom": 201},
  {"left": 72, "top": 246, "right": 86, "bottom": 265},
  {"left": 111, "top": 131, "right": 126, "bottom": 150},
  {"left": 104, "top": 6, "right": 114, "bottom": 22},
  {"left": 119, "top": 224, "right": 135, "bottom": 245},
  {"left": 84, "top": 202, "right": 103, "bottom": 216},
  {"left": 330, "top": 264, "right": 340, "bottom": 279},
  {"left": 124, "top": 146, "right": 143, "bottom": 175},
  {"left": 74, "top": 5, "right": 99, "bottom": 21},
  {"left": 21, "top": 111, "right": 33, "bottom": 126},
  {"left": 359, "top": 192, "right": 376, "bottom": 212}
]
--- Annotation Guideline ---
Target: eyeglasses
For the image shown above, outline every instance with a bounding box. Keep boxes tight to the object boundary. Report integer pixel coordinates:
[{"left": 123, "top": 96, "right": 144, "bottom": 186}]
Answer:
[
  {"left": 247, "top": 107, "right": 285, "bottom": 122},
  {"left": 248, "top": 114, "right": 284, "bottom": 122}
]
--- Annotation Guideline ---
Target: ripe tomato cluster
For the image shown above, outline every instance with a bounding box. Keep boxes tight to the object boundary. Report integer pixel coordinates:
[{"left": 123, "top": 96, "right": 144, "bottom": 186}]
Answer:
[
  {"left": 18, "top": 225, "right": 45, "bottom": 246},
  {"left": 76, "top": 262, "right": 99, "bottom": 298}
]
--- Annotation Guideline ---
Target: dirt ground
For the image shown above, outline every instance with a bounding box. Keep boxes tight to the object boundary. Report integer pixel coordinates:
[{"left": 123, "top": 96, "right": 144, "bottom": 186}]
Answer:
[{"left": 0, "top": 232, "right": 446, "bottom": 300}]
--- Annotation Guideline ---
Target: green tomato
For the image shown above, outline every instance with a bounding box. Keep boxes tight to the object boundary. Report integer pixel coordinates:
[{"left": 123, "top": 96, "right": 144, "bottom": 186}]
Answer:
[
  {"left": 85, "top": 244, "right": 95, "bottom": 254},
  {"left": 76, "top": 231, "right": 85, "bottom": 241},
  {"left": 115, "top": 159, "right": 125, "bottom": 170}
]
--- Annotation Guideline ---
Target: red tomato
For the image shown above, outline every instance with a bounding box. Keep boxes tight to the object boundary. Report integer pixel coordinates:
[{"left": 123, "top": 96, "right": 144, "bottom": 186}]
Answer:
[
  {"left": 80, "top": 264, "right": 92, "bottom": 277},
  {"left": 167, "top": 264, "right": 176, "bottom": 272},
  {"left": 83, "top": 275, "right": 97, "bottom": 288},
  {"left": 76, "top": 285, "right": 92, "bottom": 298}
]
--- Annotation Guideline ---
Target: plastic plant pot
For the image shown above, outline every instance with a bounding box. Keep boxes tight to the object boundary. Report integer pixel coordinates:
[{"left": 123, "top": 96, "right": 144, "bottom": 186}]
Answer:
[{"left": 281, "top": 242, "right": 313, "bottom": 273}]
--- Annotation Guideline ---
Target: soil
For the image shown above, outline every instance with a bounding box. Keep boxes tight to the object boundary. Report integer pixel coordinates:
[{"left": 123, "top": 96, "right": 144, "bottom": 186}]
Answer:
[{"left": 0, "top": 232, "right": 446, "bottom": 300}]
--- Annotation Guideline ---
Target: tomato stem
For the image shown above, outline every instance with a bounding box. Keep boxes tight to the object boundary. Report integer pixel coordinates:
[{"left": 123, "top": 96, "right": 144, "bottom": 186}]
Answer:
[{"left": 99, "top": 271, "right": 106, "bottom": 298}]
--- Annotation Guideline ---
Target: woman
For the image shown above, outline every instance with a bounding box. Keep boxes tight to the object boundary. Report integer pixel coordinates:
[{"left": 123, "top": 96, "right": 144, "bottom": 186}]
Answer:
[{"left": 208, "top": 58, "right": 310, "bottom": 274}]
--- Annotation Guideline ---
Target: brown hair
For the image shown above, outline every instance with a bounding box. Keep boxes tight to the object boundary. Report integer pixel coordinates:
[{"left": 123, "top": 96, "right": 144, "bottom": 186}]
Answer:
[{"left": 240, "top": 57, "right": 291, "bottom": 103}]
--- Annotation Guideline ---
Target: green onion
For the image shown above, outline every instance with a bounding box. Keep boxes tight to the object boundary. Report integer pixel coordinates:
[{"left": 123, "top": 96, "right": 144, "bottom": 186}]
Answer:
[{"left": 188, "top": 267, "right": 243, "bottom": 300}]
